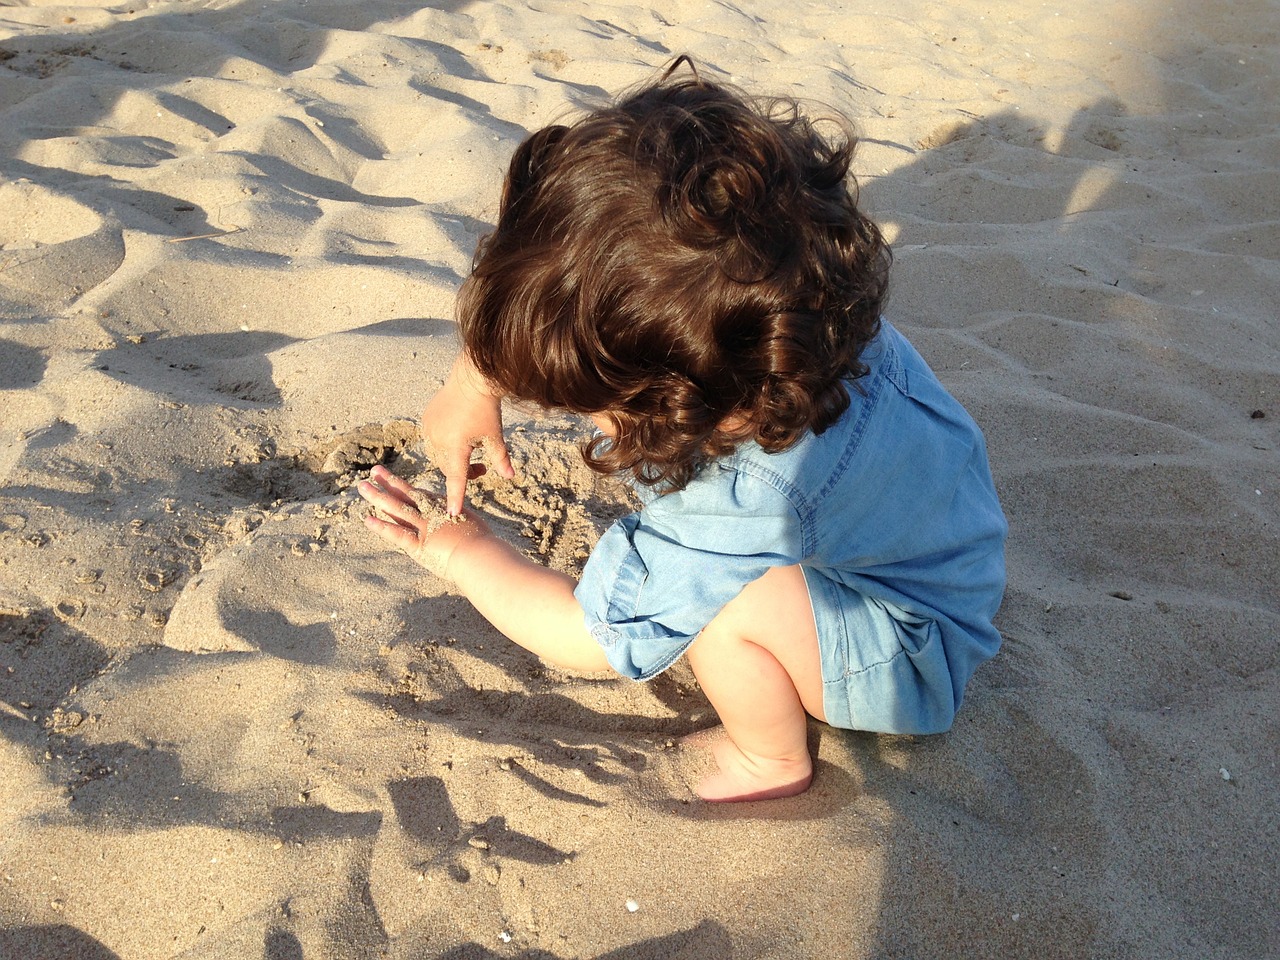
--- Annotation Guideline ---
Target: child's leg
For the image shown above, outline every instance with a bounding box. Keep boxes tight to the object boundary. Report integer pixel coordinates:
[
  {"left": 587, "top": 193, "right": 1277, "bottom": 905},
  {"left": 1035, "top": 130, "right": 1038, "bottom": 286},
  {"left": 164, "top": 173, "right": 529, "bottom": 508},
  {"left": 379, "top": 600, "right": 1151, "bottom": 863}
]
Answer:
[{"left": 683, "top": 565, "right": 826, "bottom": 802}]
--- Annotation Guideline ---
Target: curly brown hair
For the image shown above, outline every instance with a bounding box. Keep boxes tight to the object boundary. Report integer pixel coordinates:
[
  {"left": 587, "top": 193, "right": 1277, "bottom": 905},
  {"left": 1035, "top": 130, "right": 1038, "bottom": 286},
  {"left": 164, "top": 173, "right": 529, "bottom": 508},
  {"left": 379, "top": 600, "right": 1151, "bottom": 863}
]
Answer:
[{"left": 456, "top": 59, "right": 891, "bottom": 490}]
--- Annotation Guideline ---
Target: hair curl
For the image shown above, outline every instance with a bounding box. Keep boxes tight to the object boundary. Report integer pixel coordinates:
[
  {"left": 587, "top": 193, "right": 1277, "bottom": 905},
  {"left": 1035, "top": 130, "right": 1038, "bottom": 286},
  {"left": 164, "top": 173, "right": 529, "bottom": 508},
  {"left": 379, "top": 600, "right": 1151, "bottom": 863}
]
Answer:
[{"left": 456, "top": 59, "right": 891, "bottom": 490}]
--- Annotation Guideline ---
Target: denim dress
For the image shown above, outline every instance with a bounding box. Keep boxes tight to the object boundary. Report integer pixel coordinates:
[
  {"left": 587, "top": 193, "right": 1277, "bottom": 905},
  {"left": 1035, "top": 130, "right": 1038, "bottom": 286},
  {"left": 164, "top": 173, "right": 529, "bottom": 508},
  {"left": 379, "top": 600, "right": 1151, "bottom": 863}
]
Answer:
[{"left": 573, "top": 321, "right": 1008, "bottom": 735}]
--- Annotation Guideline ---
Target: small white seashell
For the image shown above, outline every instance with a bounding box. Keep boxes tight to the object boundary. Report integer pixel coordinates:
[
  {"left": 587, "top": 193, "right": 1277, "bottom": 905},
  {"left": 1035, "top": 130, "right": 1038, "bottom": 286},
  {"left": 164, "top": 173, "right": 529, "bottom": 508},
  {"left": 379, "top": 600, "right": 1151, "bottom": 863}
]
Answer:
[
  {"left": 625, "top": 899, "right": 639, "bottom": 913},
  {"left": 1220, "top": 768, "right": 1231, "bottom": 781}
]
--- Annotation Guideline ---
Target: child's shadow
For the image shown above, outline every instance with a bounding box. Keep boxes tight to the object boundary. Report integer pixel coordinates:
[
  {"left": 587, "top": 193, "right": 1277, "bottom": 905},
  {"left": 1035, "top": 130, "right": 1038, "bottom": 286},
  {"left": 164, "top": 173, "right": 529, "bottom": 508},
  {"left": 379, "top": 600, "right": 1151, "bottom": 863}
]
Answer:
[{"left": 848, "top": 87, "right": 1232, "bottom": 958}]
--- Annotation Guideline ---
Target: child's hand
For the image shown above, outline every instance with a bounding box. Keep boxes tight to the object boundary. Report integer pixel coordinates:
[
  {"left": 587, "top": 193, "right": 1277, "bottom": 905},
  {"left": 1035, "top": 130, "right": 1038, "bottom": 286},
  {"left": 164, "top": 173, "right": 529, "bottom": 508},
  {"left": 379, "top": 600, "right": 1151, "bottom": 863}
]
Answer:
[
  {"left": 422, "top": 355, "right": 516, "bottom": 515},
  {"left": 357, "top": 465, "right": 492, "bottom": 578}
]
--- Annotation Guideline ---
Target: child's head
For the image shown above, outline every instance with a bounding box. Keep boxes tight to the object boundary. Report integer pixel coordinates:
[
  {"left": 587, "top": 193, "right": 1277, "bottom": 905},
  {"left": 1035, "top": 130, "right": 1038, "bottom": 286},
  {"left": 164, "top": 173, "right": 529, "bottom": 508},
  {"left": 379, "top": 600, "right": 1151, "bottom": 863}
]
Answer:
[{"left": 457, "top": 59, "right": 891, "bottom": 489}]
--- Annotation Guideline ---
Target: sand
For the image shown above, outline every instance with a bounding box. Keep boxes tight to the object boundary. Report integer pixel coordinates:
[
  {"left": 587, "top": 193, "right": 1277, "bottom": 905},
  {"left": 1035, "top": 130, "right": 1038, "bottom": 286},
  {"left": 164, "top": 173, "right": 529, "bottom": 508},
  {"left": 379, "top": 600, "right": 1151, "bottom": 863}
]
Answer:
[{"left": 1, "top": 0, "right": 1277, "bottom": 957}]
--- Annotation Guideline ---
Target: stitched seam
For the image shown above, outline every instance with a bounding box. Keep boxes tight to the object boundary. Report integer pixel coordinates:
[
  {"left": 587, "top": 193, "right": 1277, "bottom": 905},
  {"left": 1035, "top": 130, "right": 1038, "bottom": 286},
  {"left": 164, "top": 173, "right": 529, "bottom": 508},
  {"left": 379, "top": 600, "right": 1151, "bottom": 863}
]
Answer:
[
  {"left": 843, "top": 645, "right": 908, "bottom": 679},
  {"left": 816, "top": 363, "right": 889, "bottom": 505},
  {"left": 716, "top": 457, "right": 813, "bottom": 558}
]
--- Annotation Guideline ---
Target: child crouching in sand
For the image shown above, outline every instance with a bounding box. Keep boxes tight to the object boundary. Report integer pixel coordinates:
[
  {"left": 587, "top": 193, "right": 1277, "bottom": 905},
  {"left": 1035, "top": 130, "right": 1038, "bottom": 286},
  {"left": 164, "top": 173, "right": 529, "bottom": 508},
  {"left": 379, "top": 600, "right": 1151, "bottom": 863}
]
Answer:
[{"left": 358, "top": 60, "right": 1007, "bottom": 802}]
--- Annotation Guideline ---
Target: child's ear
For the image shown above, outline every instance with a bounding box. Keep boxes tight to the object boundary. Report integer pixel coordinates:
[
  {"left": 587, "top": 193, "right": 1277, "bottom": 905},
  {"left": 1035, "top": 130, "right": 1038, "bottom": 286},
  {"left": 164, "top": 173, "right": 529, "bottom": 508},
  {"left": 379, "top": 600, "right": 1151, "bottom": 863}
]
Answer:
[{"left": 503, "top": 125, "right": 569, "bottom": 214}]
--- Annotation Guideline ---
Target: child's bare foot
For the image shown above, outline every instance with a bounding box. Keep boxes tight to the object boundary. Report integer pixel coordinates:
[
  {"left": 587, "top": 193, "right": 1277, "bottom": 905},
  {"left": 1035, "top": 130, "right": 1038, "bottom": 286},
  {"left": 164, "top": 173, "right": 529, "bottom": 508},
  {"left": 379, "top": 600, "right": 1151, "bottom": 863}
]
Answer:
[{"left": 680, "top": 727, "right": 813, "bottom": 802}]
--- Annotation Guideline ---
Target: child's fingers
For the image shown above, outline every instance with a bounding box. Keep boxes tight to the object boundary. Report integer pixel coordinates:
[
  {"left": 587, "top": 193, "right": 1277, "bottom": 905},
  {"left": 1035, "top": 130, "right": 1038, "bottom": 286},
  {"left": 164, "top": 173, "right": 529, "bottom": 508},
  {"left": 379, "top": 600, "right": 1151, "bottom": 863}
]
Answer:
[
  {"left": 358, "top": 479, "right": 425, "bottom": 530},
  {"left": 367, "top": 465, "right": 421, "bottom": 501},
  {"left": 355, "top": 475, "right": 398, "bottom": 509},
  {"left": 439, "top": 450, "right": 472, "bottom": 516},
  {"left": 363, "top": 513, "right": 422, "bottom": 549},
  {"left": 363, "top": 468, "right": 434, "bottom": 515},
  {"left": 488, "top": 437, "right": 516, "bottom": 480}
]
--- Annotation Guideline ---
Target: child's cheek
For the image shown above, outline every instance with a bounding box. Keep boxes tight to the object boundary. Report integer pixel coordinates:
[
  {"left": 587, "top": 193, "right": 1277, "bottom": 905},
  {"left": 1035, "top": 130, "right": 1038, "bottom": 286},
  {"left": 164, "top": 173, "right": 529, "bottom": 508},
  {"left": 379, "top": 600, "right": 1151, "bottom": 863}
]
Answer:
[{"left": 589, "top": 413, "right": 618, "bottom": 437}]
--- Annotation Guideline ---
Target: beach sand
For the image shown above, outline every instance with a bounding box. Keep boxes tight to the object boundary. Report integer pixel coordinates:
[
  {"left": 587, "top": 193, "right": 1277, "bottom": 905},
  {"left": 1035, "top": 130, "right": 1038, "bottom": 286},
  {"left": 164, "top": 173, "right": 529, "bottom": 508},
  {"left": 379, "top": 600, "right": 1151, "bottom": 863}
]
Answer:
[{"left": 1, "top": 0, "right": 1277, "bottom": 957}]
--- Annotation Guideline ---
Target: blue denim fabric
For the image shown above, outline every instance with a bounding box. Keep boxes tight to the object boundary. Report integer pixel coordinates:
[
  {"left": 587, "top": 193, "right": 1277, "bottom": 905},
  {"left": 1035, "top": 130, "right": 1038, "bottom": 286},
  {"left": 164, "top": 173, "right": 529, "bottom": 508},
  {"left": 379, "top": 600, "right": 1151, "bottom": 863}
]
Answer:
[{"left": 573, "top": 321, "right": 1008, "bottom": 735}]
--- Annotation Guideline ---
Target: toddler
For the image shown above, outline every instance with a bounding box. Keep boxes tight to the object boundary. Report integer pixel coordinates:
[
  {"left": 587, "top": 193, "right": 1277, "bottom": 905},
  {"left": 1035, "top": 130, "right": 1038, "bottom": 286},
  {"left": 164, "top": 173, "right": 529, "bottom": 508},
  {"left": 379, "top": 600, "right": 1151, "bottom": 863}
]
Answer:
[{"left": 359, "top": 61, "right": 1007, "bottom": 802}]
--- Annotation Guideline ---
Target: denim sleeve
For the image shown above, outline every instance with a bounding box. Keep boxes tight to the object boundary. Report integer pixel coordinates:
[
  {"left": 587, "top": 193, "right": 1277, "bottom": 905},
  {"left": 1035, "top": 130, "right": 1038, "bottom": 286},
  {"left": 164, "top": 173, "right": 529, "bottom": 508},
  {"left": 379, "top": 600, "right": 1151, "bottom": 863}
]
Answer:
[{"left": 574, "top": 464, "right": 804, "bottom": 680}]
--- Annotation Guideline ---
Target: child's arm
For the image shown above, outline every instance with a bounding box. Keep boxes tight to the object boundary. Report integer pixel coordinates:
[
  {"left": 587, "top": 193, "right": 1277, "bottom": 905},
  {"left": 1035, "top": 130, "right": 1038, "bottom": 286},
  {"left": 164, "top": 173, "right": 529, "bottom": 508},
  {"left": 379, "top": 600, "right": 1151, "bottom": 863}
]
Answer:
[
  {"left": 359, "top": 466, "right": 611, "bottom": 674},
  {"left": 446, "top": 534, "right": 612, "bottom": 673},
  {"left": 421, "top": 354, "right": 516, "bottom": 515}
]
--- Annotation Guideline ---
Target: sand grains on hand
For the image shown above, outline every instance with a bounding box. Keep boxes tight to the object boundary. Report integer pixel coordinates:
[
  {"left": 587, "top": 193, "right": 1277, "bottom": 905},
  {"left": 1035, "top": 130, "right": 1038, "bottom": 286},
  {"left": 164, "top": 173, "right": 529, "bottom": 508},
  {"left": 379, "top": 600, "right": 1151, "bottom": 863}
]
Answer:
[{"left": 407, "top": 488, "right": 464, "bottom": 539}]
